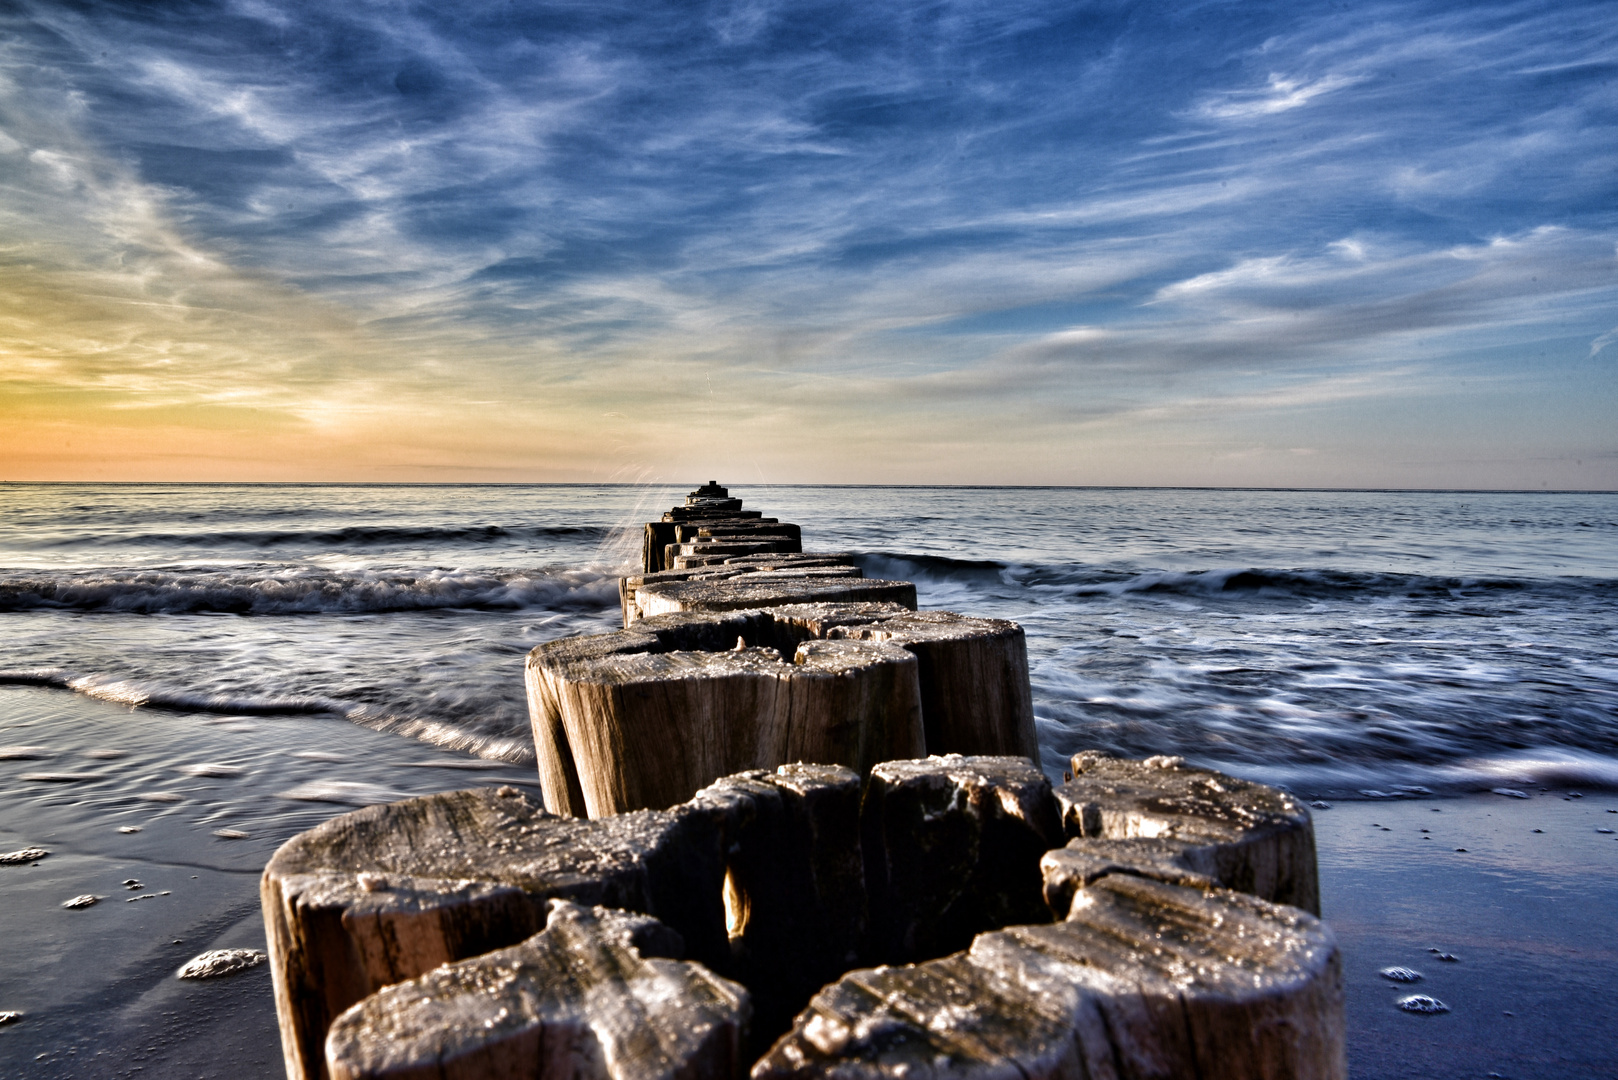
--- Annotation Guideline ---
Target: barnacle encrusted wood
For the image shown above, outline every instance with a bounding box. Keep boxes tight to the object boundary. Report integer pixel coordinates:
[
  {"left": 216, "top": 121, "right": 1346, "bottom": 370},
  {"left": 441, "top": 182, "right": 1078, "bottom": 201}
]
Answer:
[
  {"left": 527, "top": 605, "right": 1039, "bottom": 817},
  {"left": 1051, "top": 750, "right": 1319, "bottom": 913},
  {"left": 754, "top": 874, "right": 1344, "bottom": 1080},
  {"left": 324, "top": 902, "right": 749, "bottom": 1080}
]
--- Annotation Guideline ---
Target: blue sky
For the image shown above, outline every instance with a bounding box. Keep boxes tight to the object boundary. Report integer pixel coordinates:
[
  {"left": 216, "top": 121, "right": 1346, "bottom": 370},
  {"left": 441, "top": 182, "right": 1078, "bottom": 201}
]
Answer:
[{"left": 1, "top": 0, "right": 1614, "bottom": 485}]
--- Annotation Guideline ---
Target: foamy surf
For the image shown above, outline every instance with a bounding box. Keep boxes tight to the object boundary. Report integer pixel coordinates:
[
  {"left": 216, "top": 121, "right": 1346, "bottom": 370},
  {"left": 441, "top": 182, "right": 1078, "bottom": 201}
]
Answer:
[{"left": 0, "top": 565, "right": 619, "bottom": 615}]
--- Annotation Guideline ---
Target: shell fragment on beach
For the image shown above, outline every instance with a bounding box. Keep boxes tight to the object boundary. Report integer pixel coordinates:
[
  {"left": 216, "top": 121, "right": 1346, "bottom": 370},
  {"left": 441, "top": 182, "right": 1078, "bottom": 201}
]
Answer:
[
  {"left": 177, "top": 948, "right": 267, "bottom": 980},
  {"left": 61, "top": 894, "right": 101, "bottom": 909},
  {"left": 1379, "top": 966, "right": 1423, "bottom": 982},
  {"left": 1397, "top": 995, "right": 1450, "bottom": 1014},
  {"left": 0, "top": 848, "right": 49, "bottom": 865}
]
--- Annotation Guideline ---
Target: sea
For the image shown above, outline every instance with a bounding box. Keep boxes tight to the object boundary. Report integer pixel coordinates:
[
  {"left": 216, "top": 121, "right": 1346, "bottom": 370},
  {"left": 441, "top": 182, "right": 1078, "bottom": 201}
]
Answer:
[
  {"left": 3, "top": 482, "right": 1617, "bottom": 1076},
  {"left": 2, "top": 483, "right": 1616, "bottom": 798}
]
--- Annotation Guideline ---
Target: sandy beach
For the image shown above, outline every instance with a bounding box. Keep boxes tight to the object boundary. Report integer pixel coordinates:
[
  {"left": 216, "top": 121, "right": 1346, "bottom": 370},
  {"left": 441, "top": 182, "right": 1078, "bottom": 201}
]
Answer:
[
  {"left": 0, "top": 685, "right": 544, "bottom": 1079},
  {"left": 4, "top": 680, "right": 1615, "bottom": 1077}
]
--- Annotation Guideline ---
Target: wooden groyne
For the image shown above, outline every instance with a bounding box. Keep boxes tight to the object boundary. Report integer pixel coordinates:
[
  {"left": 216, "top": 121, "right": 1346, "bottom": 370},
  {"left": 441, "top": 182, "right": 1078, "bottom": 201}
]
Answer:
[{"left": 261, "top": 483, "right": 1344, "bottom": 1080}]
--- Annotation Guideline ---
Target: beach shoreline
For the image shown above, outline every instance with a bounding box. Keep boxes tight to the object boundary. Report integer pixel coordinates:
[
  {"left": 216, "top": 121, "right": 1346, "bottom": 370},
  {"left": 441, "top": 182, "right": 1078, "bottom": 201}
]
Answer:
[{"left": 5, "top": 685, "right": 1616, "bottom": 1078}]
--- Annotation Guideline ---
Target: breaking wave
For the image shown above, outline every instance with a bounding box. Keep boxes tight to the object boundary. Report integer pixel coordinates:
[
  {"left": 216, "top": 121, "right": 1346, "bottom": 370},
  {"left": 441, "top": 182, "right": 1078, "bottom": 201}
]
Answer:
[
  {"left": 0, "top": 566, "right": 618, "bottom": 615},
  {"left": 24, "top": 524, "right": 612, "bottom": 550}
]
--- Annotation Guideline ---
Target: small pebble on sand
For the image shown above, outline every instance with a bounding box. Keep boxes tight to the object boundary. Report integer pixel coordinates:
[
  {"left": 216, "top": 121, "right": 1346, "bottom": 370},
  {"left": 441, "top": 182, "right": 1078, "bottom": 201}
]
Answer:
[
  {"left": 1597, "top": 828, "right": 1614, "bottom": 834},
  {"left": 176, "top": 949, "right": 267, "bottom": 980},
  {"left": 117, "top": 825, "right": 141, "bottom": 834},
  {"left": 1455, "top": 848, "right": 1468, "bottom": 852},
  {"left": 1491, "top": 788, "right": 1529, "bottom": 799},
  {"left": 1397, "top": 995, "right": 1450, "bottom": 1014},
  {"left": 1380, "top": 967, "right": 1423, "bottom": 982},
  {"left": 212, "top": 828, "right": 250, "bottom": 840},
  {"left": 0, "top": 848, "right": 49, "bottom": 865},
  {"left": 123, "top": 879, "right": 143, "bottom": 889},
  {"left": 0, "top": 1011, "right": 21, "bottom": 1026},
  {"left": 61, "top": 894, "right": 100, "bottom": 909},
  {"left": 1532, "top": 829, "right": 1543, "bottom": 833},
  {"left": 1310, "top": 800, "right": 1331, "bottom": 809}
]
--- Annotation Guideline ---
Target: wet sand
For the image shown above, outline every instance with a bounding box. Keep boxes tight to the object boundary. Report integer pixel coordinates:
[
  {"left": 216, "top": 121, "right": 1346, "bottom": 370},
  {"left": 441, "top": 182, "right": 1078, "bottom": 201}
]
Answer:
[
  {"left": 1316, "top": 790, "right": 1618, "bottom": 1078},
  {"left": 4, "top": 684, "right": 1617, "bottom": 1078},
  {"left": 0, "top": 686, "right": 544, "bottom": 1079}
]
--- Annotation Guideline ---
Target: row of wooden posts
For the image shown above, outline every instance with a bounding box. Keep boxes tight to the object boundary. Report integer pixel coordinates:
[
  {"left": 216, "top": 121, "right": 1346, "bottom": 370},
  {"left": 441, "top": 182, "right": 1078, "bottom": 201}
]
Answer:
[{"left": 261, "top": 483, "right": 1346, "bottom": 1080}]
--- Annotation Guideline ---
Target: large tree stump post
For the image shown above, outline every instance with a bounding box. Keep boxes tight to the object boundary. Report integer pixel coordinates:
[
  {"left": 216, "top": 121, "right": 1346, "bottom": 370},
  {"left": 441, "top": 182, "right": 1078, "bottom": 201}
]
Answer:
[
  {"left": 754, "top": 873, "right": 1344, "bottom": 1080},
  {"left": 860, "top": 756, "right": 1063, "bottom": 964},
  {"left": 527, "top": 607, "right": 1041, "bottom": 818},
  {"left": 1051, "top": 750, "right": 1319, "bottom": 913},
  {"left": 261, "top": 787, "right": 733, "bottom": 1080},
  {"left": 270, "top": 755, "right": 1339, "bottom": 1080},
  {"left": 526, "top": 629, "right": 923, "bottom": 817},
  {"left": 688, "top": 764, "right": 867, "bottom": 1050},
  {"left": 325, "top": 902, "right": 750, "bottom": 1080},
  {"left": 818, "top": 609, "right": 1040, "bottom": 766}
]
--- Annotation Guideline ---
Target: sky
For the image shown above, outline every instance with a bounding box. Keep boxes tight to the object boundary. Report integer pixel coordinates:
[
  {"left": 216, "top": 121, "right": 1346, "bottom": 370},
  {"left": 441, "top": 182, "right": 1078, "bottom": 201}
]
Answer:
[{"left": 0, "top": 0, "right": 1614, "bottom": 487}]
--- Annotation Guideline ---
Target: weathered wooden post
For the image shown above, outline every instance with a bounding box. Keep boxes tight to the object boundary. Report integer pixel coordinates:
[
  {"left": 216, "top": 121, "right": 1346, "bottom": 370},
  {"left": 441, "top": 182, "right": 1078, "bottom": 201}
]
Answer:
[
  {"left": 525, "top": 611, "right": 925, "bottom": 817},
  {"left": 269, "top": 482, "right": 1346, "bottom": 1080},
  {"left": 526, "top": 605, "right": 1041, "bottom": 817}
]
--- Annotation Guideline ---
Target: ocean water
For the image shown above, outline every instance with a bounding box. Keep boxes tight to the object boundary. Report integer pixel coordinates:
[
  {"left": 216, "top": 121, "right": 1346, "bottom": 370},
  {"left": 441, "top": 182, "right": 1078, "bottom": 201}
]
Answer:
[
  {"left": 2, "top": 482, "right": 1616, "bottom": 796},
  {"left": 4, "top": 482, "right": 1617, "bottom": 1077}
]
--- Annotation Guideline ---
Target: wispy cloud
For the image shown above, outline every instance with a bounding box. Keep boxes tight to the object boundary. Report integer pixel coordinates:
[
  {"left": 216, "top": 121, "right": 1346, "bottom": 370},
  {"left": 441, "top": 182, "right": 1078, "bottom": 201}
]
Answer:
[
  {"left": 0, "top": 0, "right": 1614, "bottom": 484},
  {"left": 1195, "top": 72, "right": 1364, "bottom": 120}
]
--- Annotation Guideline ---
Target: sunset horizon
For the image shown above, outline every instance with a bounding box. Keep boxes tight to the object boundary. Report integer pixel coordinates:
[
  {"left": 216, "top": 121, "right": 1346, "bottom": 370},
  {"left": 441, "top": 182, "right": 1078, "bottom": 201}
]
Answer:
[{"left": 3, "top": 0, "right": 1615, "bottom": 488}]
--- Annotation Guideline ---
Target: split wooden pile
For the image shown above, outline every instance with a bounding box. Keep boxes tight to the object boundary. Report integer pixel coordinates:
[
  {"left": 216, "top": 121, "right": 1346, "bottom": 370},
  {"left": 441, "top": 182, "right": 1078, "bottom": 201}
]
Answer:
[
  {"left": 624, "top": 483, "right": 913, "bottom": 626},
  {"left": 760, "top": 752, "right": 1341, "bottom": 1080},
  {"left": 526, "top": 603, "right": 1039, "bottom": 816},
  {"left": 267, "top": 754, "right": 1340, "bottom": 1080},
  {"left": 263, "top": 482, "right": 1343, "bottom": 1080},
  {"left": 641, "top": 482, "right": 803, "bottom": 574}
]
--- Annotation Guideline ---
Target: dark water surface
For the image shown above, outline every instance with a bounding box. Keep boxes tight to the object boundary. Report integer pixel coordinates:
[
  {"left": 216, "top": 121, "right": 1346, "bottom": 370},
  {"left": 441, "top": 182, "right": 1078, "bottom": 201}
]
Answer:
[
  {"left": 4, "top": 483, "right": 1613, "bottom": 792},
  {"left": 2, "top": 483, "right": 1615, "bottom": 1077}
]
